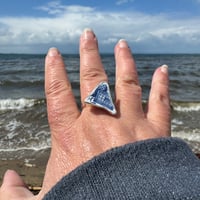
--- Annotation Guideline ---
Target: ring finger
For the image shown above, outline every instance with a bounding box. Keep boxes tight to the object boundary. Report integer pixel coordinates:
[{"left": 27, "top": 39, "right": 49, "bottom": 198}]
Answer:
[{"left": 80, "top": 29, "right": 108, "bottom": 107}]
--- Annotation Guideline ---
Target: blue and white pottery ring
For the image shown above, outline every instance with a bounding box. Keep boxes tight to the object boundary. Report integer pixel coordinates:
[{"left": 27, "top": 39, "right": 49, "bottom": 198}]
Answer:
[{"left": 84, "top": 82, "right": 117, "bottom": 115}]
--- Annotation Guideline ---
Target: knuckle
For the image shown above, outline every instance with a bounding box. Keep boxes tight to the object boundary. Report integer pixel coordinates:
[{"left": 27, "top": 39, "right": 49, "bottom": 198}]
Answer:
[
  {"left": 46, "top": 79, "right": 71, "bottom": 97},
  {"left": 81, "top": 66, "right": 106, "bottom": 81},
  {"left": 133, "top": 84, "right": 142, "bottom": 95},
  {"left": 81, "top": 39, "right": 98, "bottom": 54},
  {"left": 47, "top": 96, "right": 74, "bottom": 127},
  {"left": 123, "top": 76, "right": 138, "bottom": 86},
  {"left": 117, "top": 78, "right": 142, "bottom": 96},
  {"left": 82, "top": 46, "right": 97, "bottom": 54}
]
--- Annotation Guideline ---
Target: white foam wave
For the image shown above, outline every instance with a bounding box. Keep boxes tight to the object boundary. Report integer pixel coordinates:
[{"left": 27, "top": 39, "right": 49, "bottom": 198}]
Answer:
[
  {"left": 172, "top": 129, "right": 200, "bottom": 153},
  {"left": 172, "top": 119, "right": 183, "bottom": 125},
  {"left": 0, "top": 98, "right": 37, "bottom": 110},
  {"left": 172, "top": 129, "right": 200, "bottom": 142},
  {"left": 0, "top": 145, "right": 51, "bottom": 152},
  {"left": 172, "top": 102, "right": 200, "bottom": 112},
  {"left": 171, "top": 119, "right": 184, "bottom": 130}
]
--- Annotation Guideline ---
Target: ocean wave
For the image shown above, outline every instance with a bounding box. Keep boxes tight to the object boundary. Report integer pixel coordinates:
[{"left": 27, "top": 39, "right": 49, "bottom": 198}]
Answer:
[
  {"left": 172, "top": 129, "right": 200, "bottom": 142},
  {"left": 171, "top": 101, "right": 200, "bottom": 112},
  {"left": 0, "top": 98, "right": 45, "bottom": 110},
  {"left": 1, "top": 99, "right": 199, "bottom": 112},
  {"left": 0, "top": 80, "right": 43, "bottom": 87},
  {"left": 0, "top": 145, "right": 51, "bottom": 152},
  {"left": 172, "top": 129, "right": 200, "bottom": 153},
  {"left": 0, "top": 145, "right": 51, "bottom": 160}
]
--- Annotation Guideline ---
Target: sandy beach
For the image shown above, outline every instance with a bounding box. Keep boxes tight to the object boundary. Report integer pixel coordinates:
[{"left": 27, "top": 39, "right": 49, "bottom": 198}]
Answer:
[{"left": 0, "top": 154, "right": 49, "bottom": 194}]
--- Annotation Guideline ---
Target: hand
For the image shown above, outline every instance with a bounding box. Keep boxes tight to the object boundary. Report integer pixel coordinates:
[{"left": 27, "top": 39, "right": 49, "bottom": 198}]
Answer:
[{"left": 0, "top": 29, "right": 170, "bottom": 199}]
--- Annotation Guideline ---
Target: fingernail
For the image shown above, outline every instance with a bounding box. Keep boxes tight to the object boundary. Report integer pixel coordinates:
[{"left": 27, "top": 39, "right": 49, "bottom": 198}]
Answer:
[
  {"left": 83, "top": 28, "right": 95, "bottom": 40},
  {"left": 48, "top": 47, "right": 60, "bottom": 57},
  {"left": 161, "top": 64, "right": 168, "bottom": 74},
  {"left": 118, "top": 39, "right": 129, "bottom": 48}
]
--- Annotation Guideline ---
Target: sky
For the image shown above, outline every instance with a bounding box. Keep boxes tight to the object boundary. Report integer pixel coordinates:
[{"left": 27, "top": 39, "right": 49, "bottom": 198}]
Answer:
[{"left": 0, "top": 0, "right": 200, "bottom": 54}]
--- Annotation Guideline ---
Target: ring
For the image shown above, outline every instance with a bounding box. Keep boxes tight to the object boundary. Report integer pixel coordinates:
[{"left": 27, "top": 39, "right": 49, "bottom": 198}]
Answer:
[{"left": 84, "top": 82, "right": 117, "bottom": 115}]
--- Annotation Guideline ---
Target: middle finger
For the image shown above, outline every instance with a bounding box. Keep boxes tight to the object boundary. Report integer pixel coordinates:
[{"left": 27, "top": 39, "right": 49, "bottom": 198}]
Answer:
[{"left": 115, "top": 40, "right": 144, "bottom": 120}]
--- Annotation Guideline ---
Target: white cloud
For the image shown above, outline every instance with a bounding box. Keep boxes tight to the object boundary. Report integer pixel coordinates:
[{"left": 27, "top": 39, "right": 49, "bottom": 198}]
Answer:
[
  {"left": 36, "top": 0, "right": 94, "bottom": 15},
  {"left": 116, "top": 0, "right": 134, "bottom": 5},
  {"left": 36, "top": 0, "right": 64, "bottom": 15},
  {"left": 0, "top": 1, "right": 200, "bottom": 53}
]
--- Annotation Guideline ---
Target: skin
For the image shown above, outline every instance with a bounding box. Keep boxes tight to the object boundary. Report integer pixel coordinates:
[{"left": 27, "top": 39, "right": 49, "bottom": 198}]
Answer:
[{"left": 0, "top": 29, "right": 170, "bottom": 200}]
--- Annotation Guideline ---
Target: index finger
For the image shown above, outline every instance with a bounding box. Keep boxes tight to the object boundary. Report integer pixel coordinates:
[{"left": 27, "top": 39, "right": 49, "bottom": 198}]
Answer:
[{"left": 45, "top": 48, "right": 79, "bottom": 135}]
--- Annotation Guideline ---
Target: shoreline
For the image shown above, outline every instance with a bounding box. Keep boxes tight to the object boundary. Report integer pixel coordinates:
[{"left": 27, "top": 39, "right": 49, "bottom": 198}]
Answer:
[{"left": 0, "top": 156, "right": 48, "bottom": 194}]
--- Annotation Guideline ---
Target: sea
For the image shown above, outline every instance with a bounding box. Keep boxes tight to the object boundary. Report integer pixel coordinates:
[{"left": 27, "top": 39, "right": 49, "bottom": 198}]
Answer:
[{"left": 0, "top": 53, "right": 200, "bottom": 161}]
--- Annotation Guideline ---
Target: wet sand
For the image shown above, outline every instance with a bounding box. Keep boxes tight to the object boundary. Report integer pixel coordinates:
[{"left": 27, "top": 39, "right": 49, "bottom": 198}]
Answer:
[{"left": 0, "top": 155, "right": 48, "bottom": 194}]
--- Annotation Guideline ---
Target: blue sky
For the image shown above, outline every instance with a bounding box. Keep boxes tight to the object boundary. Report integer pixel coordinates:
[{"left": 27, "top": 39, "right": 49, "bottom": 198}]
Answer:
[{"left": 0, "top": 0, "right": 200, "bottom": 53}]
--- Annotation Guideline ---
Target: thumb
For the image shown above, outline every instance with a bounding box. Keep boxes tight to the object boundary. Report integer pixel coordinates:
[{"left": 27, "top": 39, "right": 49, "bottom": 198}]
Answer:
[{"left": 0, "top": 170, "right": 33, "bottom": 199}]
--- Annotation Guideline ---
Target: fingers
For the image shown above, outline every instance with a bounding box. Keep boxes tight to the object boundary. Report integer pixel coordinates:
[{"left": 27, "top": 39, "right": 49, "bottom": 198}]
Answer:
[
  {"left": 147, "top": 65, "right": 171, "bottom": 136},
  {"left": 80, "top": 29, "right": 108, "bottom": 105},
  {"left": 115, "top": 40, "right": 143, "bottom": 120},
  {"left": 45, "top": 48, "right": 79, "bottom": 135}
]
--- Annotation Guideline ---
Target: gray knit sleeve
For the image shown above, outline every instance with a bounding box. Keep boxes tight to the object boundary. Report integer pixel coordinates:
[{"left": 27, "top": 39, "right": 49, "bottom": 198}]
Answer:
[{"left": 43, "top": 138, "right": 200, "bottom": 200}]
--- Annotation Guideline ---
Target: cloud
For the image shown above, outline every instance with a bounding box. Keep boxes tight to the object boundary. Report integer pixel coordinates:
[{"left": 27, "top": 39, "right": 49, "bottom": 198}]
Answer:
[
  {"left": 0, "top": 1, "right": 200, "bottom": 53},
  {"left": 36, "top": 0, "right": 94, "bottom": 16},
  {"left": 116, "top": 0, "right": 134, "bottom": 6},
  {"left": 36, "top": 0, "right": 64, "bottom": 15}
]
